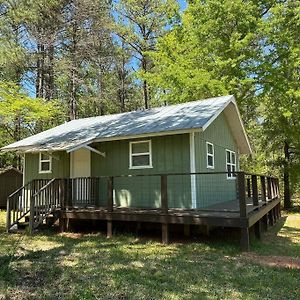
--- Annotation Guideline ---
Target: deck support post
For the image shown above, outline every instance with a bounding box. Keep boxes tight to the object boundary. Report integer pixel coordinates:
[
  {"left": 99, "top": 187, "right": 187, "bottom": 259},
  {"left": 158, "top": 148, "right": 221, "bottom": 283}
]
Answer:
[
  {"left": 277, "top": 203, "right": 281, "bottom": 219},
  {"left": 59, "top": 217, "right": 66, "bottom": 232},
  {"left": 254, "top": 220, "right": 262, "bottom": 239},
  {"left": 269, "top": 211, "right": 274, "bottom": 226},
  {"left": 107, "top": 220, "right": 113, "bottom": 238},
  {"left": 162, "top": 223, "right": 169, "bottom": 244},
  {"left": 184, "top": 224, "right": 190, "bottom": 237},
  {"left": 274, "top": 207, "right": 278, "bottom": 223},
  {"left": 240, "top": 227, "right": 250, "bottom": 252}
]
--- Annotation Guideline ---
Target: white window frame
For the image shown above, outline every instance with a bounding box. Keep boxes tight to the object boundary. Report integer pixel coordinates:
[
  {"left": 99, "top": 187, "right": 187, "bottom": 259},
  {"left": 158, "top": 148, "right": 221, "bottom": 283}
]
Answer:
[
  {"left": 226, "top": 149, "right": 236, "bottom": 179},
  {"left": 129, "top": 140, "right": 153, "bottom": 169},
  {"left": 206, "top": 142, "right": 215, "bottom": 169},
  {"left": 39, "top": 153, "right": 52, "bottom": 174}
]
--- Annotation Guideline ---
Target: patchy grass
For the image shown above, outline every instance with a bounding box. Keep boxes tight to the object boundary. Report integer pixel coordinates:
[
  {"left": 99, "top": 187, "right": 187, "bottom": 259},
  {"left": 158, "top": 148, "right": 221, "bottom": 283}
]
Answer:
[{"left": 0, "top": 210, "right": 299, "bottom": 300}]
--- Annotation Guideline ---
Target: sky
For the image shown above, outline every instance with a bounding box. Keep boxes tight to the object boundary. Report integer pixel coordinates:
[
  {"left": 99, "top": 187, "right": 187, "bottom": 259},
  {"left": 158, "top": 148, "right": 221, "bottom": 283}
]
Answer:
[{"left": 179, "top": 0, "right": 187, "bottom": 10}]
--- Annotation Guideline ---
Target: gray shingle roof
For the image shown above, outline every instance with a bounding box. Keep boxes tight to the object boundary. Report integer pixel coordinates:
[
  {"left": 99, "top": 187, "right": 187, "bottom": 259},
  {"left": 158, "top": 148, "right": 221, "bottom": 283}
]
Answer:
[{"left": 1, "top": 95, "right": 251, "bottom": 154}]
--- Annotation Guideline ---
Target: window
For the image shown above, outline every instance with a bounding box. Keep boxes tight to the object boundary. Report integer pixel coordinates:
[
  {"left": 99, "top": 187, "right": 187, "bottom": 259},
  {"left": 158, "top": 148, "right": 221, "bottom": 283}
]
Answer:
[
  {"left": 206, "top": 142, "right": 214, "bottom": 169},
  {"left": 39, "top": 153, "right": 52, "bottom": 173},
  {"left": 129, "top": 140, "right": 152, "bottom": 169},
  {"left": 226, "top": 150, "right": 236, "bottom": 179}
]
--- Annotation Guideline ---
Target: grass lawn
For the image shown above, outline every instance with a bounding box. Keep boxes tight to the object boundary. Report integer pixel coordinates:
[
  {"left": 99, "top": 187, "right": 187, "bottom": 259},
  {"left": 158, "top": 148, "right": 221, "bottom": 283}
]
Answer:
[{"left": 0, "top": 210, "right": 299, "bottom": 300}]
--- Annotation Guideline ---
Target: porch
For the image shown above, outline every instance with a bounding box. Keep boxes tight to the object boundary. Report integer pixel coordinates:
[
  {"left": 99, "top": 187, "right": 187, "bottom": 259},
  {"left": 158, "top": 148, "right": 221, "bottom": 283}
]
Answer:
[{"left": 6, "top": 171, "right": 281, "bottom": 251}]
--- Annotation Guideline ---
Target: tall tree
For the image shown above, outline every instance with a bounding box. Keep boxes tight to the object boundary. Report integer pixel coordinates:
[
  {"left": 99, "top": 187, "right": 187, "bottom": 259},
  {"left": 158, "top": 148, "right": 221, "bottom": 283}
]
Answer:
[
  {"left": 259, "top": 0, "right": 300, "bottom": 208},
  {"left": 147, "top": 0, "right": 269, "bottom": 121},
  {"left": 115, "top": 0, "right": 179, "bottom": 109}
]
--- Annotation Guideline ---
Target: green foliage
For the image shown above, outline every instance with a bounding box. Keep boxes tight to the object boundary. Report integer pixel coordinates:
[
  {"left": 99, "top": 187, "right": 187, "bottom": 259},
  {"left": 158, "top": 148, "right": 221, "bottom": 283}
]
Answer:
[
  {"left": 147, "top": 0, "right": 262, "bottom": 120},
  {"left": 0, "top": 81, "right": 64, "bottom": 167}
]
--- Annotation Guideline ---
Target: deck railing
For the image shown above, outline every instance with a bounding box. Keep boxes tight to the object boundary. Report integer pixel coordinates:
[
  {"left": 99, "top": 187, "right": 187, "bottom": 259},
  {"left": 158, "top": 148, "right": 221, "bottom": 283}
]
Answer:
[
  {"left": 56, "top": 171, "right": 280, "bottom": 216},
  {"left": 7, "top": 171, "right": 280, "bottom": 232}
]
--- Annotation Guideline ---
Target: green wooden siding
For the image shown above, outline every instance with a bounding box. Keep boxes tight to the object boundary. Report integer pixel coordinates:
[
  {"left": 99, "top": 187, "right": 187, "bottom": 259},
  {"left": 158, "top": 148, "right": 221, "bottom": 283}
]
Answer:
[
  {"left": 194, "top": 112, "right": 239, "bottom": 208},
  {"left": 23, "top": 112, "right": 241, "bottom": 210},
  {"left": 91, "top": 134, "right": 191, "bottom": 209},
  {"left": 24, "top": 152, "right": 70, "bottom": 184}
]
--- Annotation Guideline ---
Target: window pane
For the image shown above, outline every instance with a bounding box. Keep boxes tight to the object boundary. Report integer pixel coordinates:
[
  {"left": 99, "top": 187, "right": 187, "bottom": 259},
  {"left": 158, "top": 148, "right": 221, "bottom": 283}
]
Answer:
[
  {"left": 227, "top": 164, "right": 232, "bottom": 177},
  {"left": 132, "top": 155, "right": 150, "bottom": 167},
  {"left": 231, "top": 152, "right": 236, "bottom": 163},
  {"left": 232, "top": 165, "right": 236, "bottom": 176},
  {"left": 41, "top": 153, "right": 50, "bottom": 161},
  {"left": 226, "top": 151, "right": 231, "bottom": 163},
  {"left": 207, "top": 143, "right": 213, "bottom": 154},
  {"left": 41, "top": 162, "right": 50, "bottom": 171},
  {"left": 207, "top": 155, "right": 213, "bottom": 167},
  {"left": 132, "top": 142, "right": 150, "bottom": 154}
]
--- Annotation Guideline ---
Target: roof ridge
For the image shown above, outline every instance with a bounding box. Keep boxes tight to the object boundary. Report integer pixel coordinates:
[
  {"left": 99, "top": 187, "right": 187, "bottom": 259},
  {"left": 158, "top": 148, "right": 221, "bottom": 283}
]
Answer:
[{"left": 69, "top": 95, "right": 233, "bottom": 123}]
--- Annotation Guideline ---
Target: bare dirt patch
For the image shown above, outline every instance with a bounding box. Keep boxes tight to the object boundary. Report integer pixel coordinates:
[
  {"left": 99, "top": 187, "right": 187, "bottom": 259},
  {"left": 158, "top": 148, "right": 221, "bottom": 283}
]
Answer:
[{"left": 244, "top": 253, "right": 300, "bottom": 269}]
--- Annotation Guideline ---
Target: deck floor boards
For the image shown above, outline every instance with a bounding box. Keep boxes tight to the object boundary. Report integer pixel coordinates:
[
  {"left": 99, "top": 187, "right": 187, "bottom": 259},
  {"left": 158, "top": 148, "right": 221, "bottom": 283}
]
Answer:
[{"left": 56, "top": 197, "right": 280, "bottom": 228}]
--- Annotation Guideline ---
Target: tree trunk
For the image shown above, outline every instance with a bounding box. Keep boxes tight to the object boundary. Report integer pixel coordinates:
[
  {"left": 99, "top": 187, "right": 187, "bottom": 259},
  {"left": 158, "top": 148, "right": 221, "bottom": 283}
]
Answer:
[
  {"left": 141, "top": 57, "right": 148, "bottom": 109},
  {"left": 46, "top": 43, "right": 55, "bottom": 100},
  {"left": 283, "top": 141, "right": 291, "bottom": 209},
  {"left": 69, "top": 67, "right": 76, "bottom": 120}
]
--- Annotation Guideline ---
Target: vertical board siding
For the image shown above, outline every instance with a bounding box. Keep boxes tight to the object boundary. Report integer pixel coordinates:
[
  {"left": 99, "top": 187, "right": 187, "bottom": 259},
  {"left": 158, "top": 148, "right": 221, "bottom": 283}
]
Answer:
[
  {"left": 91, "top": 134, "right": 191, "bottom": 209},
  {"left": 25, "top": 152, "right": 70, "bottom": 184},
  {"left": 195, "top": 112, "right": 239, "bottom": 208}
]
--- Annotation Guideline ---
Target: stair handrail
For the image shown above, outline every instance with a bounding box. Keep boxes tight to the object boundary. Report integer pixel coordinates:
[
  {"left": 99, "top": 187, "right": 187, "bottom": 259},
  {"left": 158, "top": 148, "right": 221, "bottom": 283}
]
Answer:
[
  {"left": 29, "top": 178, "right": 59, "bottom": 233},
  {"left": 6, "top": 181, "right": 34, "bottom": 232}
]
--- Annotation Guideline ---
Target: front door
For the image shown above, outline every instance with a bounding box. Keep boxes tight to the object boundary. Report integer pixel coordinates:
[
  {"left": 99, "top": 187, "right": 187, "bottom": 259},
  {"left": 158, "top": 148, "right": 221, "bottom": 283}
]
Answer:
[{"left": 70, "top": 148, "right": 91, "bottom": 205}]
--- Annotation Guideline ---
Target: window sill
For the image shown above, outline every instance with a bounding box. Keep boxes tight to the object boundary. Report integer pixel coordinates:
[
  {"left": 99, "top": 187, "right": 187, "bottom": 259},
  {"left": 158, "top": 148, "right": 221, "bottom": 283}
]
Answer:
[
  {"left": 129, "top": 165, "right": 153, "bottom": 170},
  {"left": 207, "top": 166, "right": 215, "bottom": 170},
  {"left": 39, "top": 171, "right": 52, "bottom": 174}
]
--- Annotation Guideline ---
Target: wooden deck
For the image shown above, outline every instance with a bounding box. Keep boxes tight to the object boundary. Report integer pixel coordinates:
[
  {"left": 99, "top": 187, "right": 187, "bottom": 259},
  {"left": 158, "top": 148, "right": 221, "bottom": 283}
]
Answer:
[
  {"left": 56, "top": 196, "right": 281, "bottom": 250},
  {"left": 7, "top": 171, "right": 281, "bottom": 251}
]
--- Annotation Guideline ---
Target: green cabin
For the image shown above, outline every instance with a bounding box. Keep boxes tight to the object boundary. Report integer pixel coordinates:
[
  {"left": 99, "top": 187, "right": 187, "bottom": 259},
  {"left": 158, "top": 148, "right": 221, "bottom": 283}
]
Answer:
[{"left": 2, "top": 95, "right": 251, "bottom": 210}]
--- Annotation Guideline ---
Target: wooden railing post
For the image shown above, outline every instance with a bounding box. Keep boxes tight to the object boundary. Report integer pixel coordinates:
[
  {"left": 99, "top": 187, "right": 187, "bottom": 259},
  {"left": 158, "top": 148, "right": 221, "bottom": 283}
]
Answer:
[
  {"left": 161, "top": 175, "right": 168, "bottom": 214},
  {"left": 29, "top": 193, "right": 35, "bottom": 235},
  {"left": 6, "top": 197, "right": 11, "bottom": 232},
  {"left": 59, "top": 179, "right": 65, "bottom": 210},
  {"left": 237, "top": 172, "right": 247, "bottom": 218},
  {"left": 251, "top": 175, "right": 259, "bottom": 207},
  {"left": 107, "top": 176, "right": 114, "bottom": 212},
  {"left": 247, "top": 178, "right": 251, "bottom": 197},
  {"left": 260, "top": 176, "right": 266, "bottom": 202},
  {"left": 267, "top": 177, "right": 272, "bottom": 200}
]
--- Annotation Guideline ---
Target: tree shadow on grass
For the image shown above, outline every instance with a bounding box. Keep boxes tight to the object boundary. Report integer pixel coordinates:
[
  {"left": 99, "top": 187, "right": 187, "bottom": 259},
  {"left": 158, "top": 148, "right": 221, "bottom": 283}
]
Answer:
[{"left": 1, "top": 214, "right": 300, "bottom": 300}]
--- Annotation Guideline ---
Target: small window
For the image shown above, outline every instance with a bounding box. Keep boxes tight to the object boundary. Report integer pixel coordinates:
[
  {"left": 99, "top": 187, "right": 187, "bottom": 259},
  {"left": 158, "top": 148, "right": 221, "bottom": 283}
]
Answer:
[
  {"left": 39, "top": 153, "right": 52, "bottom": 174},
  {"left": 129, "top": 140, "right": 152, "bottom": 169},
  {"left": 206, "top": 142, "right": 214, "bottom": 169},
  {"left": 226, "top": 150, "right": 236, "bottom": 179}
]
